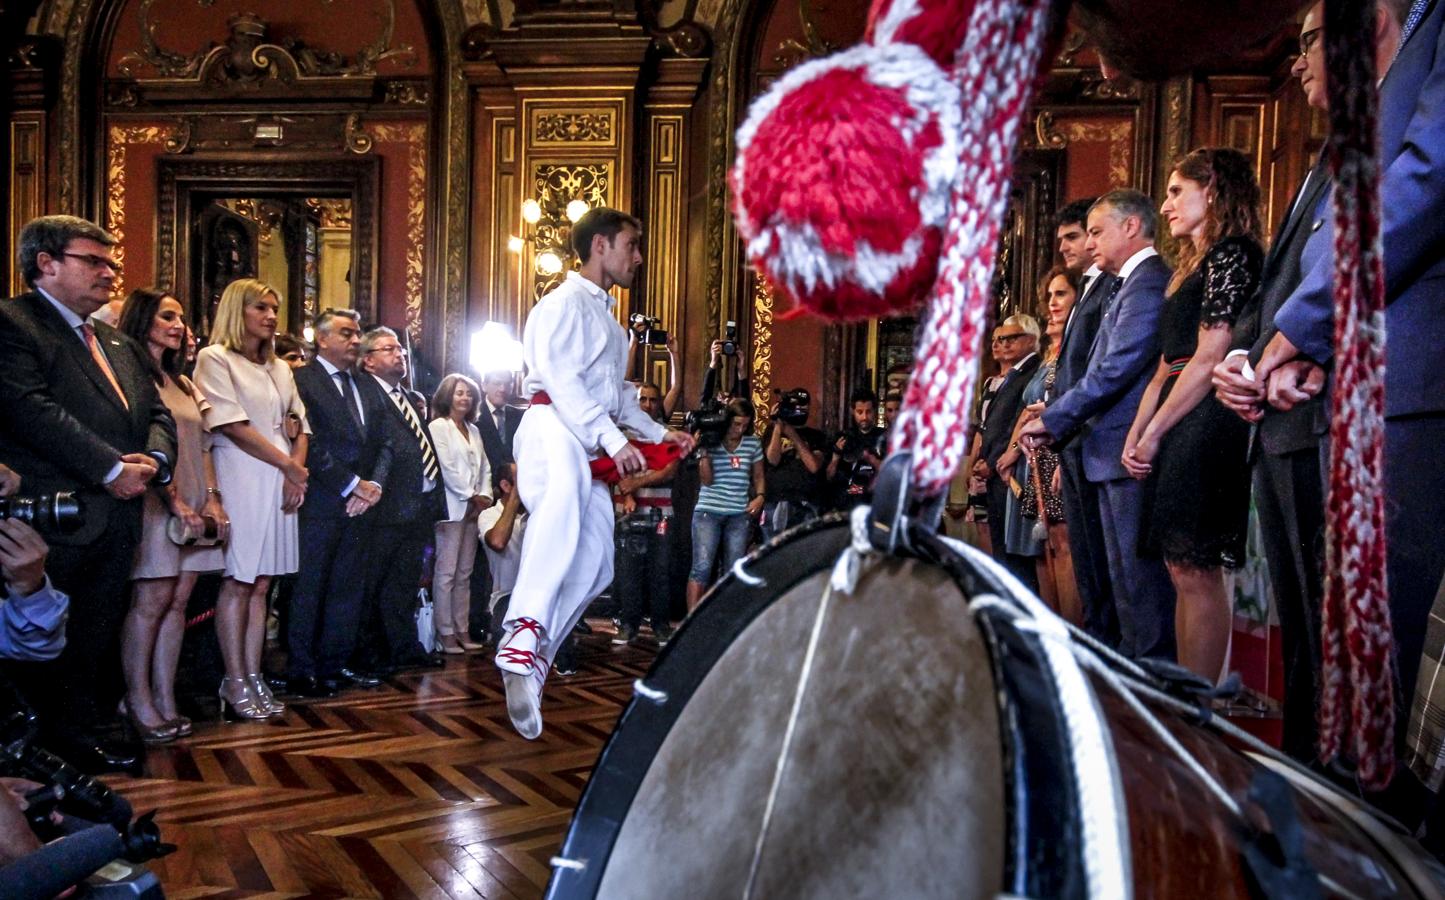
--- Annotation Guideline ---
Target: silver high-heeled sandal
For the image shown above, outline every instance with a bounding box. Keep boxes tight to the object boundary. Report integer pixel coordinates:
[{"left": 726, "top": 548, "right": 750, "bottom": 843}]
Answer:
[
  {"left": 247, "top": 673, "right": 285, "bottom": 716},
  {"left": 219, "top": 676, "right": 267, "bottom": 722}
]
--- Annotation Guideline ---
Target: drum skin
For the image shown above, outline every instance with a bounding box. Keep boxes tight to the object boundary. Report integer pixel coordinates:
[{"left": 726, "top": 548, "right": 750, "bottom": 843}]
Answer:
[{"left": 550, "top": 518, "right": 1442, "bottom": 898}]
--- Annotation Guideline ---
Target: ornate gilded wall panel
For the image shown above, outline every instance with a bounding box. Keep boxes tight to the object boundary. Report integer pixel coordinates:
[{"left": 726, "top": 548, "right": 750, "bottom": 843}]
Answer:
[
  {"left": 8, "top": 117, "right": 47, "bottom": 296},
  {"left": 528, "top": 162, "right": 614, "bottom": 302},
  {"left": 490, "top": 117, "right": 520, "bottom": 325},
  {"left": 104, "top": 123, "right": 175, "bottom": 299},
  {"left": 645, "top": 115, "right": 685, "bottom": 334},
  {"left": 531, "top": 109, "right": 617, "bottom": 147},
  {"left": 750, "top": 276, "right": 774, "bottom": 429},
  {"left": 367, "top": 122, "right": 428, "bottom": 344}
]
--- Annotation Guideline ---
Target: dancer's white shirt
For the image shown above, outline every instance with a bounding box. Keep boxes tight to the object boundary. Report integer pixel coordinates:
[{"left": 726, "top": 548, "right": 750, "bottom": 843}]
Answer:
[{"left": 520, "top": 271, "right": 666, "bottom": 455}]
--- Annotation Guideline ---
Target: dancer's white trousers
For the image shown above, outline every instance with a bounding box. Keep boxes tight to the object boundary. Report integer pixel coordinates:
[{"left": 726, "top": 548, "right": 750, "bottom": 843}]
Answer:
[{"left": 504, "top": 404, "right": 614, "bottom": 670}]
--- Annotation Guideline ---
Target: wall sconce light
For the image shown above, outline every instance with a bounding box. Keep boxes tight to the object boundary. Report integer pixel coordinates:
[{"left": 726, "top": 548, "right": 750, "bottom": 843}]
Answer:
[{"left": 508, "top": 195, "right": 590, "bottom": 277}]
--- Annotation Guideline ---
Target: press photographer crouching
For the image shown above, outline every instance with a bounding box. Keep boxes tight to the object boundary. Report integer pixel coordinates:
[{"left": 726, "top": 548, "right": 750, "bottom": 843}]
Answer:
[
  {"left": 611, "top": 384, "right": 681, "bottom": 647},
  {"left": 760, "top": 389, "right": 827, "bottom": 541},
  {"left": 0, "top": 464, "right": 70, "bottom": 665}
]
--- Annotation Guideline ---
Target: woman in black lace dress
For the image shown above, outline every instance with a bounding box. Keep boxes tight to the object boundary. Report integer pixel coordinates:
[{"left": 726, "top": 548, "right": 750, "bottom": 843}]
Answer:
[{"left": 1122, "top": 148, "right": 1263, "bottom": 682}]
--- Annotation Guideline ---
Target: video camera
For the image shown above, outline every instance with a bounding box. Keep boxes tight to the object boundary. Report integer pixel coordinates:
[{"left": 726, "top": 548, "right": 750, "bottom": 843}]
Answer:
[
  {"left": 629, "top": 313, "right": 668, "bottom": 346},
  {"left": 0, "top": 703, "right": 173, "bottom": 898},
  {"left": 0, "top": 492, "right": 83, "bottom": 536},
  {"left": 774, "top": 388, "right": 811, "bottom": 427},
  {"left": 684, "top": 401, "right": 731, "bottom": 451}
]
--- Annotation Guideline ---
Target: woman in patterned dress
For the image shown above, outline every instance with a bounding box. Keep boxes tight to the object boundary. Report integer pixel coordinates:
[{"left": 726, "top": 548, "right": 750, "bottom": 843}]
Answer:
[{"left": 1123, "top": 148, "right": 1264, "bottom": 681}]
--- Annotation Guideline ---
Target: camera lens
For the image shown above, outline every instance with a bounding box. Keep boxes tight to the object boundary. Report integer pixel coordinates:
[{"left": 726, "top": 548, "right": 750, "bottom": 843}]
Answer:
[{"left": 0, "top": 492, "right": 84, "bottom": 534}]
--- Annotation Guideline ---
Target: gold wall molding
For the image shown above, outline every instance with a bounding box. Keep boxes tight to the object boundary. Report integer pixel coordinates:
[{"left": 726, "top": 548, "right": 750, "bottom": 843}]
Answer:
[
  {"left": 116, "top": 0, "right": 417, "bottom": 80},
  {"left": 645, "top": 115, "right": 684, "bottom": 335},
  {"left": 367, "top": 122, "right": 428, "bottom": 344},
  {"left": 105, "top": 123, "right": 174, "bottom": 299},
  {"left": 1033, "top": 112, "right": 1135, "bottom": 187},
  {"left": 533, "top": 110, "right": 615, "bottom": 146},
  {"left": 749, "top": 276, "right": 774, "bottom": 432}
]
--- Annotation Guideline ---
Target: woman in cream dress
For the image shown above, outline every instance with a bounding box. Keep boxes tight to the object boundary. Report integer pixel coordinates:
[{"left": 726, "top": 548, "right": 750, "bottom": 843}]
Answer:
[{"left": 193, "top": 279, "right": 309, "bottom": 721}]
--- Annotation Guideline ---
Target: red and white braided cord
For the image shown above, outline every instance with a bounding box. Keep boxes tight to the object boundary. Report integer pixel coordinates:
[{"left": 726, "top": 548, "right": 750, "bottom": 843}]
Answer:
[
  {"left": 889, "top": 0, "right": 1054, "bottom": 492},
  {"left": 1318, "top": 0, "right": 1392, "bottom": 789}
]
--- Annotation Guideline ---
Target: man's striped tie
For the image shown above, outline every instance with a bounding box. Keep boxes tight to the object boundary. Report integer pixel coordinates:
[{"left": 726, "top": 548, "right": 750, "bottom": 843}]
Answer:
[{"left": 390, "top": 387, "right": 440, "bottom": 482}]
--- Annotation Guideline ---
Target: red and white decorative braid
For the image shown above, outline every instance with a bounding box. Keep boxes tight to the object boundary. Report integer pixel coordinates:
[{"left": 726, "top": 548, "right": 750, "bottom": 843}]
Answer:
[
  {"left": 1317, "top": 0, "right": 1392, "bottom": 789},
  {"left": 889, "top": 0, "right": 1055, "bottom": 492}
]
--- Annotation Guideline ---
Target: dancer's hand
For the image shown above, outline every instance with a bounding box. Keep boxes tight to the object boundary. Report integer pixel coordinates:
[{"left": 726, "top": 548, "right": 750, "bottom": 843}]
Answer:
[
  {"left": 662, "top": 429, "right": 696, "bottom": 455},
  {"left": 612, "top": 443, "right": 646, "bottom": 478}
]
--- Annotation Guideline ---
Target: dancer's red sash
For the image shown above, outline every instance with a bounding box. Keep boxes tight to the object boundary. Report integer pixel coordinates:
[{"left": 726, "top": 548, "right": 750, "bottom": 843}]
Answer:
[{"left": 531, "top": 392, "right": 685, "bottom": 484}]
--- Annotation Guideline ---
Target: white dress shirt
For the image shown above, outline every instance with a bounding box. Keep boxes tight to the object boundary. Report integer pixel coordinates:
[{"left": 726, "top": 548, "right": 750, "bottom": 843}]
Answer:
[
  {"left": 520, "top": 271, "right": 666, "bottom": 456},
  {"left": 1115, "top": 246, "right": 1160, "bottom": 282}
]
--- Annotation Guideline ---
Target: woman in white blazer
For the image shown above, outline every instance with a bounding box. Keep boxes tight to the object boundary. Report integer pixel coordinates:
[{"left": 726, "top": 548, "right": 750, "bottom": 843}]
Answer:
[{"left": 428, "top": 374, "right": 493, "bottom": 653}]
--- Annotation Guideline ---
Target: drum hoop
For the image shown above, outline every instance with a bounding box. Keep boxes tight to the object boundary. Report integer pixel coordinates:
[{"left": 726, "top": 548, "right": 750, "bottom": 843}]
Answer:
[{"left": 546, "top": 514, "right": 854, "bottom": 898}]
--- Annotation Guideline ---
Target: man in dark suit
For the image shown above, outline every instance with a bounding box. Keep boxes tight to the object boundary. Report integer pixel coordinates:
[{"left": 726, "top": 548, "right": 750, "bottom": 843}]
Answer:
[
  {"left": 0, "top": 215, "right": 176, "bottom": 772},
  {"left": 1050, "top": 197, "right": 1119, "bottom": 645},
  {"left": 355, "top": 326, "right": 446, "bottom": 671},
  {"left": 1211, "top": 0, "right": 1357, "bottom": 763},
  {"left": 478, "top": 370, "right": 523, "bottom": 472},
  {"left": 1022, "top": 190, "right": 1177, "bottom": 661},
  {"left": 974, "top": 316, "right": 1042, "bottom": 591},
  {"left": 1247, "top": 0, "right": 1445, "bottom": 775},
  {"left": 288, "top": 310, "right": 393, "bottom": 697}
]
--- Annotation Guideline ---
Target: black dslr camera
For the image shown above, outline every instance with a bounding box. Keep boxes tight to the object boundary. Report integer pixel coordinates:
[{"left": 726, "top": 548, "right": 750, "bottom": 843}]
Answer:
[
  {"left": 629, "top": 313, "right": 668, "bottom": 346},
  {"left": 774, "top": 388, "right": 811, "bottom": 427},
  {"left": 0, "top": 492, "right": 83, "bottom": 535},
  {"left": 720, "top": 320, "right": 739, "bottom": 357}
]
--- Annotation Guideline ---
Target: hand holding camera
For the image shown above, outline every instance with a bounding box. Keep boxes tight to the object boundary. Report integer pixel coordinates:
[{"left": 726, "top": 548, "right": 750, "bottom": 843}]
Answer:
[{"left": 0, "top": 520, "right": 48, "bottom": 598}]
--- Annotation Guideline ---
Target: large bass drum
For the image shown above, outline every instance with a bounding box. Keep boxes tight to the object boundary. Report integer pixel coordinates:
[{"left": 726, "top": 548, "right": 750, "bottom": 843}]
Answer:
[{"left": 546, "top": 516, "right": 1444, "bottom": 898}]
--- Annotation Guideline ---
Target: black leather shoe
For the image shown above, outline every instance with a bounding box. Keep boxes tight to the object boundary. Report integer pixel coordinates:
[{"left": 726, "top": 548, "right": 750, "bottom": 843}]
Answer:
[
  {"left": 336, "top": 667, "right": 382, "bottom": 688},
  {"left": 290, "top": 676, "right": 337, "bottom": 699},
  {"left": 53, "top": 737, "right": 142, "bottom": 776},
  {"left": 266, "top": 674, "right": 291, "bottom": 696}
]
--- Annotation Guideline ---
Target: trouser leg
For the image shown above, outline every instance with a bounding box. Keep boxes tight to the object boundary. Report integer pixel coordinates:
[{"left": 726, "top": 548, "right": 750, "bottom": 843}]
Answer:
[
  {"left": 1061, "top": 447, "right": 1117, "bottom": 645},
  {"left": 1098, "top": 477, "right": 1176, "bottom": 661}
]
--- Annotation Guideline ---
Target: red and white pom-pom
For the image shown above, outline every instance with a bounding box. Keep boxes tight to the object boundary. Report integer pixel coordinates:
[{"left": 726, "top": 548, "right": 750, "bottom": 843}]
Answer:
[{"left": 730, "top": 42, "right": 961, "bottom": 319}]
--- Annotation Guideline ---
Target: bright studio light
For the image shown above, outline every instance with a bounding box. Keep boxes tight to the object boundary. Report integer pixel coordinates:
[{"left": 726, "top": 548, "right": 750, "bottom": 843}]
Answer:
[
  {"left": 521, "top": 199, "right": 542, "bottom": 224},
  {"left": 470, "top": 321, "right": 523, "bottom": 373},
  {"left": 536, "top": 250, "right": 564, "bottom": 276},
  {"left": 302, "top": 325, "right": 315, "bottom": 343},
  {"left": 507, "top": 235, "right": 525, "bottom": 254},
  {"left": 565, "top": 199, "right": 589, "bottom": 223}
]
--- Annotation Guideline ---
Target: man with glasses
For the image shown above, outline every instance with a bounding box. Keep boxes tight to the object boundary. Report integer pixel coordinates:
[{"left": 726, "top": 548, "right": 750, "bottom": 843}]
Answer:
[
  {"left": 974, "top": 317, "right": 1042, "bottom": 590},
  {"left": 0, "top": 215, "right": 177, "bottom": 774},
  {"left": 354, "top": 327, "right": 447, "bottom": 673}
]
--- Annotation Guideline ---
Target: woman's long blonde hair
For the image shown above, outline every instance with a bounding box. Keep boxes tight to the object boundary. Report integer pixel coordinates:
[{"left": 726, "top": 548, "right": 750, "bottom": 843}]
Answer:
[
  {"left": 1167, "top": 148, "right": 1264, "bottom": 293},
  {"left": 210, "top": 278, "right": 281, "bottom": 361}
]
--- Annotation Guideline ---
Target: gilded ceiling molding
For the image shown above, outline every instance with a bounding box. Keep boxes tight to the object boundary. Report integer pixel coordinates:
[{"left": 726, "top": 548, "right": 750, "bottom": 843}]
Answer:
[
  {"left": 115, "top": 0, "right": 416, "bottom": 80},
  {"left": 368, "top": 122, "right": 429, "bottom": 346},
  {"left": 104, "top": 123, "right": 174, "bottom": 298}
]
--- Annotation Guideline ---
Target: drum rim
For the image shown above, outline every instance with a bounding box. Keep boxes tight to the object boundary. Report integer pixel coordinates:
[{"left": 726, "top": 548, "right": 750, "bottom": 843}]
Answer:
[{"left": 546, "top": 514, "right": 854, "bottom": 898}]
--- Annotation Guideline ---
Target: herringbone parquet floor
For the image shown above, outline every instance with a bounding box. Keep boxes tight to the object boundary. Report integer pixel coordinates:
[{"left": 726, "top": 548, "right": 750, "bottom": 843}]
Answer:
[{"left": 108, "top": 625, "right": 654, "bottom": 899}]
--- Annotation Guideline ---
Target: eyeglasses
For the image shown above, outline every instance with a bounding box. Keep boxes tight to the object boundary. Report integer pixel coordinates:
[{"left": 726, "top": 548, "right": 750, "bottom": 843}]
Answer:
[
  {"left": 62, "top": 252, "right": 122, "bottom": 274},
  {"left": 366, "top": 345, "right": 407, "bottom": 356},
  {"left": 1298, "top": 27, "right": 1323, "bottom": 58},
  {"left": 992, "top": 333, "right": 1028, "bottom": 344}
]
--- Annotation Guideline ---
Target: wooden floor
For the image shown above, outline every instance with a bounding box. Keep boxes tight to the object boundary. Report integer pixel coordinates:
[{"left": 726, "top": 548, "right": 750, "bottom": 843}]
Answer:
[{"left": 108, "top": 625, "right": 655, "bottom": 899}]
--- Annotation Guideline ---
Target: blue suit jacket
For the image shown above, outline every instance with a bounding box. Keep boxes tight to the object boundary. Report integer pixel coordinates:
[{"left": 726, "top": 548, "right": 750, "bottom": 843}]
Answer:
[
  {"left": 1269, "top": 0, "right": 1445, "bottom": 418},
  {"left": 1052, "top": 271, "right": 1112, "bottom": 399},
  {"left": 1042, "top": 253, "right": 1171, "bottom": 483}
]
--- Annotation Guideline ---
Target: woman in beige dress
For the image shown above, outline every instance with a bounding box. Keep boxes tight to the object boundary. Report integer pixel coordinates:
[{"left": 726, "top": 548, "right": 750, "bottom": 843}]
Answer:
[
  {"left": 118, "top": 288, "right": 228, "bottom": 743},
  {"left": 193, "top": 279, "right": 309, "bottom": 721},
  {"left": 428, "top": 374, "right": 493, "bottom": 653}
]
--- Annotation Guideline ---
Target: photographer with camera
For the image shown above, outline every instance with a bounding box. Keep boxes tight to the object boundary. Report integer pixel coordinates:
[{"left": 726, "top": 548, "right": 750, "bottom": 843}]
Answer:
[
  {"left": 686, "top": 399, "right": 764, "bottom": 612},
  {"left": 0, "top": 466, "right": 68, "bottom": 664},
  {"left": 826, "top": 388, "right": 885, "bottom": 510},
  {"left": 0, "top": 216, "right": 177, "bottom": 775},
  {"left": 612, "top": 384, "right": 682, "bottom": 646},
  {"left": 699, "top": 321, "right": 748, "bottom": 406},
  {"left": 626, "top": 320, "right": 683, "bottom": 422},
  {"left": 760, "top": 389, "right": 827, "bottom": 541}
]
